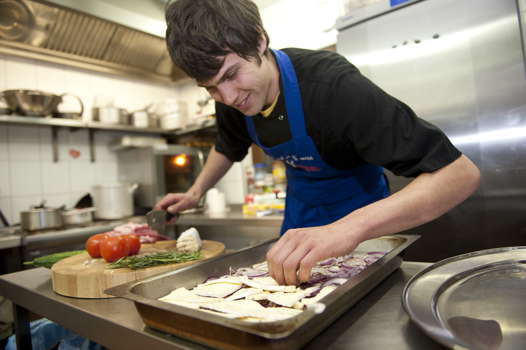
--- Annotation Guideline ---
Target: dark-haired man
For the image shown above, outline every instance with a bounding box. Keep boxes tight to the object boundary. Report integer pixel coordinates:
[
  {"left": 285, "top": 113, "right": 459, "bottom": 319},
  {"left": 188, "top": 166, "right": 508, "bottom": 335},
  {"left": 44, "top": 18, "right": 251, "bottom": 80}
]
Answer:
[{"left": 155, "top": 0, "right": 480, "bottom": 285}]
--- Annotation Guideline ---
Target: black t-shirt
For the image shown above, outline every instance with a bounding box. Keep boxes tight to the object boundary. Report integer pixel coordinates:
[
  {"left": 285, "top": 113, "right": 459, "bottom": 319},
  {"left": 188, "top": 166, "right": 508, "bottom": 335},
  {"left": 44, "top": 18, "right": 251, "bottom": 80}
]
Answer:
[{"left": 214, "top": 48, "right": 461, "bottom": 177}]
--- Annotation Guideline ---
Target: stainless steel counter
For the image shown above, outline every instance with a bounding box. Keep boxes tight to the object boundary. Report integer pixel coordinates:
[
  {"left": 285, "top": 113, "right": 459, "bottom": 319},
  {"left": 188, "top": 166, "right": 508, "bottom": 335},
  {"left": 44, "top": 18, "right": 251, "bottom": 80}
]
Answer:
[
  {"left": 0, "top": 207, "right": 282, "bottom": 251},
  {"left": 0, "top": 262, "right": 447, "bottom": 350},
  {"left": 0, "top": 235, "right": 21, "bottom": 250},
  {"left": 176, "top": 205, "right": 283, "bottom": 227}
]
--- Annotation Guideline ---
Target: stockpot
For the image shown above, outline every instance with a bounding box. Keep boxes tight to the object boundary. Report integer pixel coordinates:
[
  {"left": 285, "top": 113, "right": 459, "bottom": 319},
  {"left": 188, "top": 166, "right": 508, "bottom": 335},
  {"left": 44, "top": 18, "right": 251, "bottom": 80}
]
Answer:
[
  {"left": 20, "top": 206, "right": 63, "bottom": 231},
  {"left": 92, "top": 183, "right": 138, "bottom": 220}
]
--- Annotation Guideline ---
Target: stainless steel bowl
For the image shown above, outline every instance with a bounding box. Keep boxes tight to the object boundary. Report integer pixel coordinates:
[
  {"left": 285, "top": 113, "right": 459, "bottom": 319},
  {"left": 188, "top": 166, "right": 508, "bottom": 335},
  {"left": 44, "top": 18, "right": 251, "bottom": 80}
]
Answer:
[{"left": 2, "top": 89, "right": 62, "bottom": 117}]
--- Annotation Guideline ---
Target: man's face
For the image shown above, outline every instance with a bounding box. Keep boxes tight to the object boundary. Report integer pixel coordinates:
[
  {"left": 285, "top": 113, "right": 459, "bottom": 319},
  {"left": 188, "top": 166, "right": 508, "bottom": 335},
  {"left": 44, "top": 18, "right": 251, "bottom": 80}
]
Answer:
[{"left": 198, "top": 52, "right": 275, "bottom": 116}]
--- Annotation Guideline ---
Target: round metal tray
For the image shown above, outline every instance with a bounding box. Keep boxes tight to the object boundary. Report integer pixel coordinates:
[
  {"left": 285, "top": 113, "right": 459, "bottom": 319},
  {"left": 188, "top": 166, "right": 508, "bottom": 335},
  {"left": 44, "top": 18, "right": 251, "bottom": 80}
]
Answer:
[{"left": 402, "top": 246, "right": 526, "bottom": 350}]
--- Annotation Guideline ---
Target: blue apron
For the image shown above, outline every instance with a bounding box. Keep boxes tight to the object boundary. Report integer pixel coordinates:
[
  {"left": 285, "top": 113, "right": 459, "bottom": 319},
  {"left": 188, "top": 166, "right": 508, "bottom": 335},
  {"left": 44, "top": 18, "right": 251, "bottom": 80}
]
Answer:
[{"left": 245, "top": 49, "right": 389, "bottom": 234}]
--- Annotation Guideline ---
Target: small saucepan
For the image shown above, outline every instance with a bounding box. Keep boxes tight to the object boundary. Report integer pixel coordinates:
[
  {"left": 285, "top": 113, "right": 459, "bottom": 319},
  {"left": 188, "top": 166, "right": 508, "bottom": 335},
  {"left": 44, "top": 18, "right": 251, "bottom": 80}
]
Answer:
[{"left": 61, "top": 207, "right": 95, "bottom": 227}]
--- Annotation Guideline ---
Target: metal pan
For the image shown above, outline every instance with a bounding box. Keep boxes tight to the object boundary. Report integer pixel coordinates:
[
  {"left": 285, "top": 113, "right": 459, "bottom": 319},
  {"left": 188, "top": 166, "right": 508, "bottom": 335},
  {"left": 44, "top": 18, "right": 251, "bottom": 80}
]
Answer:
[
  {"left": 107, "top": 234, "right": 418, "bottom": 350},
  {"left": 402, "top": 246, "right": 526, "bottom": 350}
]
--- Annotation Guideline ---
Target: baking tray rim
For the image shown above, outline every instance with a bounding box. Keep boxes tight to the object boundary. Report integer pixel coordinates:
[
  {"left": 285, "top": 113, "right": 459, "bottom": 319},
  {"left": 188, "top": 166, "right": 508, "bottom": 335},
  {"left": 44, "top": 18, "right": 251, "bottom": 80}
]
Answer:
[{"left": 107, "top": 234, "right": 419, "bottom": 339}]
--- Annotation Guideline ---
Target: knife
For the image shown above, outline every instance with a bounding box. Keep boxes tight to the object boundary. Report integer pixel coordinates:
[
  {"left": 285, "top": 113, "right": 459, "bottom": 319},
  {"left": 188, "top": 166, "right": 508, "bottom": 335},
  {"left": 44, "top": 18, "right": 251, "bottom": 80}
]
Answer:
[{"left": 146, "top": 210, "right": 177, "bottom": 235}]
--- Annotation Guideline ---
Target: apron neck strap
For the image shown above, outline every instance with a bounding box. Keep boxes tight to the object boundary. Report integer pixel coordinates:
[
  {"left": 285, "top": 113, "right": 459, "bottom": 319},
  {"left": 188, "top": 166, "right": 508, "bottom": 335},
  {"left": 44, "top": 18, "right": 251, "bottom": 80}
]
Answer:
[{"left": 271, "top": 49, "right": 308, "bottom": 138}]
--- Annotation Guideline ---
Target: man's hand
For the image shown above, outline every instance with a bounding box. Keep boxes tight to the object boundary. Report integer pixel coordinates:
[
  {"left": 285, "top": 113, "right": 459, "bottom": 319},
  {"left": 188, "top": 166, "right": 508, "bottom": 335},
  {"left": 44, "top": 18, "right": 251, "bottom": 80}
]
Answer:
[
  {"left": 154, "top": 191, "right": 200, "bottom": 220},
  {"left": 266, "top": 223, "right": 361, "bottom": 285},
  {"left": 266, "top": 155, "right": 480, "bottom": 286}
]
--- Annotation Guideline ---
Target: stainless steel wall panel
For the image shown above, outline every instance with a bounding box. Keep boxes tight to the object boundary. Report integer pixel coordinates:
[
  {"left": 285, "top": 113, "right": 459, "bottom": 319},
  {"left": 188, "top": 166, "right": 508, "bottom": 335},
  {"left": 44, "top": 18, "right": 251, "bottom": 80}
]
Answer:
[{"left": 337, "top": 0, "right": 526, "bottom": 261}]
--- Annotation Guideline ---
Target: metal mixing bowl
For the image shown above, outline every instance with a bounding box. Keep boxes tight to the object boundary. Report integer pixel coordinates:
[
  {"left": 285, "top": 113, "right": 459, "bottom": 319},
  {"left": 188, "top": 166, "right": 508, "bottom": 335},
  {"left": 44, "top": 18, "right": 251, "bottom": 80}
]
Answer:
[{"left": 2, "top": 89, "right": 63, "bottom": 116}]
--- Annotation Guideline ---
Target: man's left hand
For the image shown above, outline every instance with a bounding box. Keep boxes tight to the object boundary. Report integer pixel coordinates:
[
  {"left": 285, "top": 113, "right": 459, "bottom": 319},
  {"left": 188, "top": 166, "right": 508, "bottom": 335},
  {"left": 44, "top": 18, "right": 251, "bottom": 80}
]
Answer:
[{"left": 266, "top": 224, "right": 360, "bottom": 285}]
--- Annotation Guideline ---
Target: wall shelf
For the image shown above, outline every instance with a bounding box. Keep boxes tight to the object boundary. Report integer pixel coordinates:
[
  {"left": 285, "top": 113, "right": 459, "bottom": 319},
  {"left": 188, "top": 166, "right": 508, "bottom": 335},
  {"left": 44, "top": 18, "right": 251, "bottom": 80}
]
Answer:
[
  {"left": 0, "top": 114, "right": 217, "bottom": 162},
  {"left": 0, "top": 115, "right": 171, "bottom": 135},
  {"left": 174, "top": 118, "right": 216, "bottom": 136}
]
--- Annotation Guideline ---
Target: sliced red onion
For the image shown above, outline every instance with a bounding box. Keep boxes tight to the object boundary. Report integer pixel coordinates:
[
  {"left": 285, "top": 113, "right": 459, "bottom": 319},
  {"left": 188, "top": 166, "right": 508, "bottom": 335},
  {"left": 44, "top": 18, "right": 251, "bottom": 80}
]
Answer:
[
  {"left": 328, "top": 266, "right": 341, "bottom": 273},
  {"left": 364, "top": 256, "right": 381, "bottom": 265},
  {"left": 319, "top": 257, "right": 337, "bottom": 266},
  {"left": 303, "top": 285, "right": 322, "bottom": 298},
  {"left": 231, "top": 267, "right": 269, "bottom": 278},
  {"left": 341, "top": 262, "right": 365, "bottom": 269},
  {"left": 305, "top": 273, "right": 330, "bottom": 285}
]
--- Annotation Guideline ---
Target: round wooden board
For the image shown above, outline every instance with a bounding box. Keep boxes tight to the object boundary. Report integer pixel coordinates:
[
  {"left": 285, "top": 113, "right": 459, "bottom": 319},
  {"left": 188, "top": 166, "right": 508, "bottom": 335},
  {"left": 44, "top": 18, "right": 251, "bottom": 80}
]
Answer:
[{"left": 51, "top": 240, "right": 225, "bottom": 298}]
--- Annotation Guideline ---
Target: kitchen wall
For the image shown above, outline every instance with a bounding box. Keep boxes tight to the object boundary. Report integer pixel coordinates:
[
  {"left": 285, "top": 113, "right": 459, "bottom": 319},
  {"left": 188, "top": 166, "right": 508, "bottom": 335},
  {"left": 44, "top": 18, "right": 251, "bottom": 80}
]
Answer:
[{"left": 0, "top": 54, "right": 246, "bottom": 225}]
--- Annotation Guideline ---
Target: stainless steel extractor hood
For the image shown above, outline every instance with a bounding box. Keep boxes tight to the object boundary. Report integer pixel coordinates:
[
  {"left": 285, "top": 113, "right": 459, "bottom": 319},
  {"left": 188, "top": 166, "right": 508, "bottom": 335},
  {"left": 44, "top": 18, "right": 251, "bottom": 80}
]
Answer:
[{"left": 0, "top": 0, "right": 186, "bottom": 83}]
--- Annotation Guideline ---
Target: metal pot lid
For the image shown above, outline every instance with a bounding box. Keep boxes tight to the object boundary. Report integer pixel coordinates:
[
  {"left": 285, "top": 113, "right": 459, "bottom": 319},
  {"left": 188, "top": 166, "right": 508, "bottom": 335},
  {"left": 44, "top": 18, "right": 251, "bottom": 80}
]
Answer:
[{"left": 402, "top": 246, "right": 526, "bottom": 350}]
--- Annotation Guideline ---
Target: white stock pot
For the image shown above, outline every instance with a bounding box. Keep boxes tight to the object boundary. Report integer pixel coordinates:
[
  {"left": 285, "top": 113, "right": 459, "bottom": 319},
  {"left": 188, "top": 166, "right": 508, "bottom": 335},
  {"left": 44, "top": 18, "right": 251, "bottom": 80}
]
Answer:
[{"left": 92, "top": 183, "right": 138, "bottom": 219}]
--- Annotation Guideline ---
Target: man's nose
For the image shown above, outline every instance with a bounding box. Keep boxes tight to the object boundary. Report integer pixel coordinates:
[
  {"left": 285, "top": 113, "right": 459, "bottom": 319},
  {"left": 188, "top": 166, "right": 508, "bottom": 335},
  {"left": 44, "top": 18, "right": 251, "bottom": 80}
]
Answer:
[{"left": 217, "top": 83, "right": 237, "bottom": 106}]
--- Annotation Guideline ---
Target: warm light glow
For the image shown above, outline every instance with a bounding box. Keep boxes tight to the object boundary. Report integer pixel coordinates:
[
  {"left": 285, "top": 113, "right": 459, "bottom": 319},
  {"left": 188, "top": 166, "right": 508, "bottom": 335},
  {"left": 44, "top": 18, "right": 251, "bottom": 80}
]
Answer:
[{"left": 172, "top": 154, "right": 188, "bottom": 167}]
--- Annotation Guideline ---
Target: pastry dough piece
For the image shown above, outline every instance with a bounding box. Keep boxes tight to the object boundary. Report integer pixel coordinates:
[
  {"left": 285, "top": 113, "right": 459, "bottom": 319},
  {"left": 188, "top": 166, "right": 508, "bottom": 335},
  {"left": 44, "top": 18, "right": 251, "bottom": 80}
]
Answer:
[
  {"left": 301, "top": 285, "right": 338, "bottom": 306},
  {"left": 193, "top": 278, "right": 243, "bottom": 298},
  {"left": 265, "top": 286, "right": 319, "bottom": 308},
  {"left": 201, "top": 300, "right": 302, "bottom": 322},
  {"left": 225, "top": 288, "right": 263, "bottom": 301},
  {"left": 240, "top": 276, "right": 297, "bottom": 292},
  {"left": 159, "top": 287, "right": 222, "bottom": 309}
]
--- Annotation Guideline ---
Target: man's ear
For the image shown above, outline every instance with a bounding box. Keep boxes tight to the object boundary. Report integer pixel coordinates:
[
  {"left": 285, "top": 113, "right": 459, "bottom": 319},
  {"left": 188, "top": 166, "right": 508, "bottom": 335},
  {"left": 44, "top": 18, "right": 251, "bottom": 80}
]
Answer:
[{"left": 257, "top": 34, "right": 268, "bottom": 55}]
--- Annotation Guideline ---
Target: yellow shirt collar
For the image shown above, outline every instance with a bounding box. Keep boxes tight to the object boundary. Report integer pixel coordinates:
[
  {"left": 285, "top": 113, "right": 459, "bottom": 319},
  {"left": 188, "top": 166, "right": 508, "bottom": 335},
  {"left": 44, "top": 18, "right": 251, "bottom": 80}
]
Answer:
[{"left": 260, "top": 92, "right": 280, "bottom": 118}]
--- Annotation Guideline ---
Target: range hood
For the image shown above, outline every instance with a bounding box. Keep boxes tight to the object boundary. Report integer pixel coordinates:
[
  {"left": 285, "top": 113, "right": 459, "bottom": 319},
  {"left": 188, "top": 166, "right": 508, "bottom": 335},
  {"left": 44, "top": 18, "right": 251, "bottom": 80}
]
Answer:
[{"left": 0, "top": 0, "right": 187, "bottom": 83}]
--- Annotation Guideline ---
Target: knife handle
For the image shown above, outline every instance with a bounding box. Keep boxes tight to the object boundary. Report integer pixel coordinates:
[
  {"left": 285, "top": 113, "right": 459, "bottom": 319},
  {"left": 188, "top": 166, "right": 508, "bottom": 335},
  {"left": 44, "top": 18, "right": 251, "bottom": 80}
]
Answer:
[{"left": 166, "top": 211, "right": 179, "bottom": 222}]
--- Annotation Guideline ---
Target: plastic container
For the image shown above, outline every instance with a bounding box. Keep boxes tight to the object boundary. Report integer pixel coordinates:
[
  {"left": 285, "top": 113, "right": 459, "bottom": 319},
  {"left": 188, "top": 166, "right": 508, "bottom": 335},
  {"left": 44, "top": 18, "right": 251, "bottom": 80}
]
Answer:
[
  {"left": 206, "top": 188, "right": 226, "bottom": 214},
  {"left": 272, "top": 160, "right": 286, "bottom": 184},
  {"left": 254, "top": 163, "right": 268, "bottom": 193}
]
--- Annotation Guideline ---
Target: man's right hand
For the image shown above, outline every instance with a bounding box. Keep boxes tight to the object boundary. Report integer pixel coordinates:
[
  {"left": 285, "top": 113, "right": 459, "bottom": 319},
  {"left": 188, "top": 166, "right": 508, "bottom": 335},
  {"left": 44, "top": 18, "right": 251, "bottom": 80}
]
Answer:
[{"left": 154, "top": 192, "right": 200, "bottom": 218}]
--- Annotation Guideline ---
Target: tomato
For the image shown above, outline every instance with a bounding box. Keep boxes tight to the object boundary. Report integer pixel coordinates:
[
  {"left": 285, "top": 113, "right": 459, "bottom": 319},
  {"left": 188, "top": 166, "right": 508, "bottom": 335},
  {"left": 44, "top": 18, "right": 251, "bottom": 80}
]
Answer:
[
  {"left": 86, "top": 233, "right": 108, "bottom": 258},
  {"left": 100, "top": 236, "right": 130, "bottom": 262},
  {"left": 123, "top": 234, "right": 141, "bottom": 255}
]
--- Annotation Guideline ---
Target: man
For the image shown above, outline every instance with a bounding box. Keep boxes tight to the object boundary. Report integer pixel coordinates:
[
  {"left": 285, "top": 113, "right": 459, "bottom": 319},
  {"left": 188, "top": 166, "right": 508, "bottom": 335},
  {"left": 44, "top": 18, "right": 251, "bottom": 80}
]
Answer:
[{"left": 156, "top": 0, "right": 481, "bottom": 285}]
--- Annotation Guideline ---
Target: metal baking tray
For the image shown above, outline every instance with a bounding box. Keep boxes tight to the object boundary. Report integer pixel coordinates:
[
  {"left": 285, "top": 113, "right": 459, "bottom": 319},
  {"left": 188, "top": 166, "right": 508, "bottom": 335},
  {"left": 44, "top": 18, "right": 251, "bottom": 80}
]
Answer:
[
  {"left": 402, "top": 246, "right": 526, "bottom": 350},
  {"left": 107, "top": 234, "right": 418, "bottom": 350}
]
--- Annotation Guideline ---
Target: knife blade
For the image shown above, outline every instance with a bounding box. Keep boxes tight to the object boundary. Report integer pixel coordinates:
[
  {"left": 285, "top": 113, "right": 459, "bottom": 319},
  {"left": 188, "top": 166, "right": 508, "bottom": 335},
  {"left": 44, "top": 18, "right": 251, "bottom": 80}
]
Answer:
[{"left": 146, "top": 210, "right": 177, "bottom": 235}]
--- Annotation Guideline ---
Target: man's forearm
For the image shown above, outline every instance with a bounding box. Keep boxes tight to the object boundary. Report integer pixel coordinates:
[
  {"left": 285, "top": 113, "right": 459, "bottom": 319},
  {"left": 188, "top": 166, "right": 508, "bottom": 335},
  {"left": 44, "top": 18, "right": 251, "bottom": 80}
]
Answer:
[
  {"left": 188, "top": 147, "right": 234, "bottom": 199},
  {"left": 332, "top": 154, "right": 481, "bottom": 242}
]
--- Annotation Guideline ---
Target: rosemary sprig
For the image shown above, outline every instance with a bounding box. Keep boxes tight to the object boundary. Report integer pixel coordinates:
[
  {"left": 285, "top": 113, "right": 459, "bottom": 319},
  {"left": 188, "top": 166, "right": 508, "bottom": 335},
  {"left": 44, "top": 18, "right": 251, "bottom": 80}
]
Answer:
[{"left": 108, "top": 251, "right": 201, "bottom": 270}]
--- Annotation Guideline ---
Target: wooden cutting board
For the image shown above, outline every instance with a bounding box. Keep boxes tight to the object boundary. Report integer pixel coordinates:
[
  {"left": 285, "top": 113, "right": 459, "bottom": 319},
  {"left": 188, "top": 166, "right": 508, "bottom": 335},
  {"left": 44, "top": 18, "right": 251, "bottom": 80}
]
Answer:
[{"left": 51, "top": 240, "right": 225, "bottom": 298}]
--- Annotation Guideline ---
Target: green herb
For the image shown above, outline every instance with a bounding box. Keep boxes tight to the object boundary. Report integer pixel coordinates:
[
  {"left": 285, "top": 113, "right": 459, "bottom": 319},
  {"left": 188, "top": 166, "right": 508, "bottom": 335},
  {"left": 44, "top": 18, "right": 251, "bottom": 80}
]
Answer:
[
  {"left": 108, "top": 251, "right": 201, "bottom": 270},
  {"left": 24, "top": 250, "right": 85, "bottom": 268}
]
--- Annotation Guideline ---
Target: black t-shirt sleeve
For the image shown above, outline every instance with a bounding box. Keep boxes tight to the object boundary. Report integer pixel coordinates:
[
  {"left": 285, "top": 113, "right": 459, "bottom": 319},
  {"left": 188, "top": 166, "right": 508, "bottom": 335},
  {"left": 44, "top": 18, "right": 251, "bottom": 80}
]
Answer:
[
  {"left": 325, "top": 68, "right": 461, "bottom": 177},
  {"left": 214, "top": 102, "right": 253, "bottom": 162}
]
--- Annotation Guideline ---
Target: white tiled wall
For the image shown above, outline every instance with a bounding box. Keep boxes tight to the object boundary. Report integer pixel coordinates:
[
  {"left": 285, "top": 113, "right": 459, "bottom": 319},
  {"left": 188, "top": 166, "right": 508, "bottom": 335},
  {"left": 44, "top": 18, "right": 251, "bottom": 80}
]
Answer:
[
  {"left": 0, "top": 53, "right": 178, "bottom": 225},
  {"left": 0, "top": 53, "right": 249, "bottom": 224},
  {"left": 0, "top": 124, "right": 126, "bottom": 225}
]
